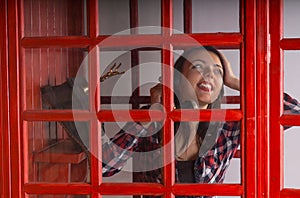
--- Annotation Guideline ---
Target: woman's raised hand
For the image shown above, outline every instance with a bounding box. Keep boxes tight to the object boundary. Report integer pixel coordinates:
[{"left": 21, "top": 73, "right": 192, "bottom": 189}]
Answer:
[
  {"left": 150, "top": 83, "right": 163, "bottom": 104},
  {"left": 220, "top": 52, "right": 240, "bottom": 91}
]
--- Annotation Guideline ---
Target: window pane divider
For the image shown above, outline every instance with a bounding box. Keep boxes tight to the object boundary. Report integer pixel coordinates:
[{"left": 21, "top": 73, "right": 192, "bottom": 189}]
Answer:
[{"left": 21, "top": 110, "right": 92, "bottom": 121}]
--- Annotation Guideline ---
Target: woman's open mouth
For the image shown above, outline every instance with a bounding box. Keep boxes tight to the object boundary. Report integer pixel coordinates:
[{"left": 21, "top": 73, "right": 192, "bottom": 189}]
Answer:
[{"left": 197, "top": 81, "right": 213, "bottom": 93}]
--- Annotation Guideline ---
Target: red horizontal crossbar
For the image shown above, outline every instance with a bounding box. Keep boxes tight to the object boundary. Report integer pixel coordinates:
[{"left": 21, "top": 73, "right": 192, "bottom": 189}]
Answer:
[
  {"left": 22, "top": 109, "right": 243, "bottom": 122},
  {"left": 21, "top": 33, "right": 242, "bottom": 49},
  {"left": 100, "top": 95, "right": 240, "bottom": 104},
  {"left": 280, "top": 114, "right": 300, "bottom": 126},
  {"left": 21, "top": 36, "right": 91, "bottom": 48},
  {"left": 281, "top": 189, "right": 300, "bottom": 198},
  {"left": 24, "top": 183, "right": 93, "bottom": 194},
  {"left": 172, "top": 183, "right": 243, "bottom": 196},
  {"left": 24, "top": 183, "right": 243, "bottom": 196},
  {"left": 21, "top": 110, "right": 92, "bottom": 121},
  {"left": 169, "top": 109, "right": 243, "bottom": 122},
  {"left": 100, "top": 183, "right": 164, "bottom": 195},
  {"left": 97, "top": 109, "right": 165, "bottom": 122},
  {"left": 280, "top": 38, "right": 300, "bottom": 50}
]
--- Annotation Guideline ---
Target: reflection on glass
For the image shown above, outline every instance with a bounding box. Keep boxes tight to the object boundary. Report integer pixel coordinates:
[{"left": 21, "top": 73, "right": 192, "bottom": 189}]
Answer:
[
  {"left": 284, "top": 126, "right": 300, "bottom": 188},
  {"left": 26, "top": 121, "right": 90, "bottom": 183},
  {"left": 284, "top": 0, "right": 300, "bottom": 38},
  {"left": 192, "top": 0, "right": 239, "bottom": 33}
]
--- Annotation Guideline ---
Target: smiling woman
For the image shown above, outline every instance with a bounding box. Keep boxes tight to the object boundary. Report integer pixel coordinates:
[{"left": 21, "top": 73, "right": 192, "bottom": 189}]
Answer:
[
  {"left": 101, "top": 46, "right": 242, "bottom": 189},
  {"left": 100, "top": 46, "right": 300, "bottom": 197}
]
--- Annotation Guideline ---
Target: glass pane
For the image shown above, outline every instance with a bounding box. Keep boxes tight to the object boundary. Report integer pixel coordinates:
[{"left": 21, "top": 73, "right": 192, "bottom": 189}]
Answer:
[
  {"left": 284, "top": 127, "right": 300, "bottom": 188},
  {"left": 99, "top": 0, "right": 130, "bottom": 35},
  {"left": 173, "top": 0, "right": 184, "bottom": 32},
  {"left": 284, "top": 0, "right": 300, "bottom": 38},
  {"left": 139, "top": 51, "right": 162, "bottom": 96},
  {"left": 102, "top": 122, "right": 133, "bottom": 183},
  {"left": 99, "top": 49, "right": 162, "bottom": 109},
  {"left": 100, "top": 50, "right": 132, "bottom": 97},
  {"left": 138, "top": 0, "right": 161, "bottom": 34},
  {"left": 284, "top": 51, "right": 300, "bottom": 104},
  {"left": 24, "top": 48, "right": 89, "bottom": 110},
  {"left": 24, "top": 0, "right": 87, "bottom": 36},
  {"left": 26, "top": 121, "right": 90, "bottom": 183},
  {"left": 223, "top": 157, "right": 241, "bottom": 184},
  {"left": 173, "top": 48, "right": 240, "bottom": 109},
  {"left": 102, "top": 122, "right": 163, "bottom": 183},
  {"left": 174, "top": 121, "right": 241, "bottom": 184},
  {"left": 221, "top": 49, "right": 240, "bottom": 109},
  {"left": 192, "top": 0, "right": 239, "bottom": 33}
]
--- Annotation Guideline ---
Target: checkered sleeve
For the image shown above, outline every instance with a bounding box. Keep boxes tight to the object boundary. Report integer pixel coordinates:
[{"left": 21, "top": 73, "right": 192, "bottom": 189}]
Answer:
[
  {"left": 102, "top": 122, "right": 148, "bottom": 177},
  {"left": 284, "top": 93, "right": 300, "bottom": 114}
]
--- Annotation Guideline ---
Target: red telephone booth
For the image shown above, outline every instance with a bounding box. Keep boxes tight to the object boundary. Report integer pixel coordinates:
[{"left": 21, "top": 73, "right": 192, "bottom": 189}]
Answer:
[{"left": 1, "top": 0, "right": 300, "bottom": 197}]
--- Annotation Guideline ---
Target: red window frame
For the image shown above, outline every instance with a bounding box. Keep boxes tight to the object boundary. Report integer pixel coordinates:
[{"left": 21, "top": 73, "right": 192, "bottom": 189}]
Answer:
[
  {"left": 269, "top": 0, "right": 300, "bottom": 198},
  {"left": 4, "top": 0, "right": 300, "bottom": 197}
]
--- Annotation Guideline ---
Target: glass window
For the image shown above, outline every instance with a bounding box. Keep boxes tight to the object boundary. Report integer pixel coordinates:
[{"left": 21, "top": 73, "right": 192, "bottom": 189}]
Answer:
[
  {"left": 192, "top": 0, "right": 239, "bottom": 33},
  {"left": 24, "top": 0, "right": 87, "bottom": 36},
  {"left": 24, "top": 48, "right": 89, "bottom": 110},
  {"left": 99, "top": 0, "right": 130, "bottom": 35},
  {"left": 26, "top": 121, "right": 90, "bottom": 183},
  {"left": 284, "top": 126, "right": 300, "bottom": 188},
  {"left": 284, "top": 0, "right": 300, "bottom": 38},
  {"left": 284, "top": 51, "right": 300, "bottom": 104},
  {"left": 138, "top": 0, "right": 161, "bottom": 34}
]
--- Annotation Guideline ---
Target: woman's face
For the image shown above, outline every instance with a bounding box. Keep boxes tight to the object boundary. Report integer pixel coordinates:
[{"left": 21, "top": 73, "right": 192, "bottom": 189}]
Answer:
[{"left": 179, "top": 50, "right": 224, "bottom": 108}]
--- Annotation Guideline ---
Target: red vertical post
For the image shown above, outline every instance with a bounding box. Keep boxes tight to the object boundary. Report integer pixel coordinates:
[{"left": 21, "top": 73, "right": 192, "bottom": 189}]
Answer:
[
  {"left": 0, "top": 0, "right": 11, "bottom": 197},
  {"left": 256, "top": 0, "right": 270, "bottom": 198},
  {"left": 162, "top": 0, "right": 174, "bottom": 198},
  {"left": 88, "top": 1, "right": 101, "bottom": 197},
  {"left": 244, "top": 0, "right": 257, "bottom": 197},
  {"left": 7, "top": 0, "right": 22, "bottom": 197},
  {"left": 269, "top": 0, "right": 283, "bottom": 198}
]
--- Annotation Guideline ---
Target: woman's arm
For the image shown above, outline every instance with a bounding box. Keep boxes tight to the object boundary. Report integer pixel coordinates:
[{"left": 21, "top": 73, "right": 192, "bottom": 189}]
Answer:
[
  {"left": 283, "top": 93, "right": 300, "bottom": 114},
  {"left": 102, "top": 121, "right": 161, "bottom": 176}
]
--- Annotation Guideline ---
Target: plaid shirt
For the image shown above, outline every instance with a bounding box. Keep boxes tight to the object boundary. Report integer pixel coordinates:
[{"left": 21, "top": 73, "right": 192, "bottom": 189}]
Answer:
[{"left": 102, "top": 93, "right": 299, "bottom": 198}]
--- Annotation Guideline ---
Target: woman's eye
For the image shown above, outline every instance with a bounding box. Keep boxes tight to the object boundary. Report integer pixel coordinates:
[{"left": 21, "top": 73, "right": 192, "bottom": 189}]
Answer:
[
  {"left": 214, "top": 68, "right": 223, "bottom": 76},
  {"left": 192, "top": 64, "right": 204, "bottom": 70}
]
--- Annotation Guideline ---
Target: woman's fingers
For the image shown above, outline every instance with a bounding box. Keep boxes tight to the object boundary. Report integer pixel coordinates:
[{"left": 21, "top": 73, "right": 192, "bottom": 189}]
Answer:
[{"left": 150, "top": 83, "right": 163, "bottom": 104}]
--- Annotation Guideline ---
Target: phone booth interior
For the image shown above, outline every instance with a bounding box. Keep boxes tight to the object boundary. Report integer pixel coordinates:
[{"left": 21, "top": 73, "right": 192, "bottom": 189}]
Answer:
[{"left": 2, "top": 0, "right": 300, "bottom": 198}]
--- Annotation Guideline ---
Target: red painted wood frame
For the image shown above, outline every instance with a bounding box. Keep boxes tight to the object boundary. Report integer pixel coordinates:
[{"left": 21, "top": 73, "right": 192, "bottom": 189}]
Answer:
[
  {"left": 1, "top": 0, "right": 11, "bottom": 197},
  {"left": 2, "top": 0, "right": 284, "bottom": 197},
  {"left": 270, "top": 0, "right": 300, "bottom": 198}
]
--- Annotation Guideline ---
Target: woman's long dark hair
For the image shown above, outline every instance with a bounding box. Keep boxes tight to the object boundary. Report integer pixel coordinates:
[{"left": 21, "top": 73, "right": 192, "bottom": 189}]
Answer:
[{"left": 174, "top": 46, "right": 225, "bottom": 141}]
